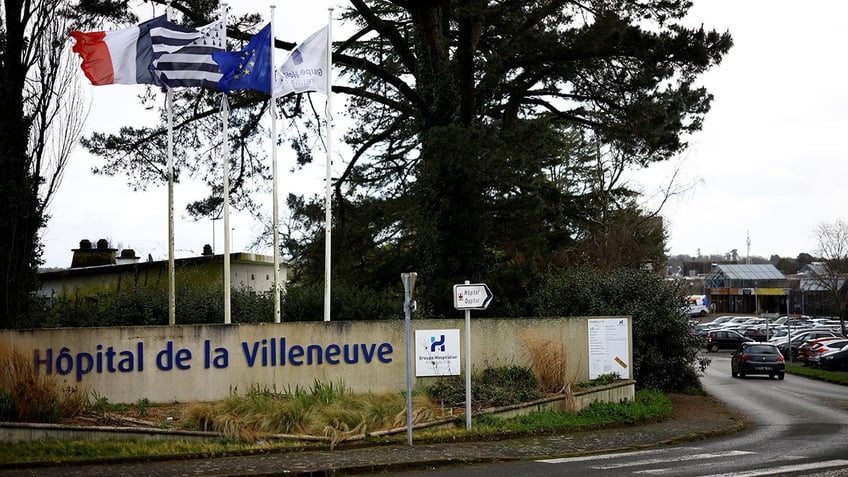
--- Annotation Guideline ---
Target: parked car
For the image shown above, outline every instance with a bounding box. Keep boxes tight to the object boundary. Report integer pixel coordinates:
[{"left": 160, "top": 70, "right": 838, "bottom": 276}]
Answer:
[
  {"left": 819, "top": 345, "right": 848, "bottom": 371},
  {"left": 738, "top": 327, "right": 770, "bottom": 342},
  {"left": 773, "top": 315, "right": 813, "bottom": 327},
  {"left": 731, "top": 342, "right": 785, "bottom": 379},
  {"left": 807, "top": 340, "right": 848, "bottom": 367},
  {"left": 718, "top": 316, "right": 757, "bottom": 328},
  {"left": 797, "top": 337, "right": 848, "bottom": 365},
  {"left": 743, "top": 318, "right": 770, "bottom": 327},
  {"left": 691, "top": 323, "right": 717, "bottom": 340},
  {"left": 775, "top": 330, "right": 844, "bottom": 360},
  {"left": 705, "top": 329, "right": 754, "bottom": 352},
  {"left": 702, "top": 316, "right": 736, "bottom": 327},
  {"left": 810, "top": 318, "right": 843, "bottom": 331},
  {"left": 766, "top": 328, "right": 789, "bottom": 342}
]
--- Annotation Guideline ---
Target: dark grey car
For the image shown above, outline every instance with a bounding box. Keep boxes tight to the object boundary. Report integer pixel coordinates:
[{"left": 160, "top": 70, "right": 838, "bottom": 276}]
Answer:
[
  {"left": 731, "top": 342, "right": 785, "bottom": 379},
  {"left": 705, "top": 329, "right": 754, "bottom": 352}
]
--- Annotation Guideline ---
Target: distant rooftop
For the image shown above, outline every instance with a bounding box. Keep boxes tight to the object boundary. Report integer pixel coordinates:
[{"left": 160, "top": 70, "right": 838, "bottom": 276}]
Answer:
[{"left": 712, "top": 264, "right": 786, "bottom": 280}]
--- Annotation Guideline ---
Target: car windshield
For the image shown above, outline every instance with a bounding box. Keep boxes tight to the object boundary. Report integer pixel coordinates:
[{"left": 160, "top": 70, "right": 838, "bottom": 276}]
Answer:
[{"left": 745, "top": 345, "right": 779, "bottom": 354}]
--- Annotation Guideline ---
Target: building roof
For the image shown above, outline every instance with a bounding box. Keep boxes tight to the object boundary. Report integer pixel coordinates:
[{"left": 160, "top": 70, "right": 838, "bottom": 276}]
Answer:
[
  {"left": 799, "top": 277, "right": 846, "bottom": 292},
  {"left": 38, "top": 252, "right": 279, "bottom": 280},
  {"left": 711, "top": 264, "right": 785, "bottom": 280},
  {"left": 705, "top": 263, "right": 787, "bottom": 290}
]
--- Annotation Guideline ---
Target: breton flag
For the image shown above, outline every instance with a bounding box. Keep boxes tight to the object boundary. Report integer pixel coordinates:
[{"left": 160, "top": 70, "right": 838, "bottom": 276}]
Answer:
[
  {"left": 71, "top": 15, "right": 167, "bottom": 85},
  {"left": 151, "top": 18, "right": 225, "bottom": 89},
  {"left": 212, "top": 24, "right": 273, "bottom": 94},
  {"left": 273, "top": 25, "right": 329, "bottom": 97}
]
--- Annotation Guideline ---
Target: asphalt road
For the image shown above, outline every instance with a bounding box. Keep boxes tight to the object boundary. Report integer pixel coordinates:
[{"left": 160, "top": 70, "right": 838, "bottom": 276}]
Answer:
[{"left": 381, "top": 352, "right": 848, "bottom": 477}]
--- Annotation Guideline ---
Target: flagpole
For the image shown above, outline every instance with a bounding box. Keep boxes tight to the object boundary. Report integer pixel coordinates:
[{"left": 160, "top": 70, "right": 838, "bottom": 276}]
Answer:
[
  {"left": 323, "top": 7, "right": 334, "bottom": 323},
  {"left": 166, "top": 87, "right": 176, "bottom": 326},
  {"left": 221, "top": 2, "right": 232, "bottom": 324},
  {"left": 270, "top": 4, "right": 281, "bottom": 323},
  {"left": 165, "top": 4, "right": 176, "bottom": 326}
]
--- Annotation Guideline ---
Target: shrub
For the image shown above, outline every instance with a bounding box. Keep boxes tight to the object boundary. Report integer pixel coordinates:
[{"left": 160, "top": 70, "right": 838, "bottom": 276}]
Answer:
[
  {"left": 280, "top": 282, "right": 402, "bottom": 322},
  {"left": 532, "top": 266, "right": 705, "bottom": 393},
  {"left": 28, "top": 282, "right": 277, "bottom": 327},
  {"left": 425, "top": 365, "right": 543, "bottom": 410},
  {"left": 577, "top": 389, "right": 672, "bottom": 424}
]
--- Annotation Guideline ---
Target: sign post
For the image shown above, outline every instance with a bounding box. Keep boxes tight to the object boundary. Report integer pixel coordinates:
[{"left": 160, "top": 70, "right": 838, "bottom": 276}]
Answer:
[
  {"left": 402, "top": 272, "right": 417, "bottom": 445},
  {"left": 452, "top": 281, "right": 493, "bottom": 430}
]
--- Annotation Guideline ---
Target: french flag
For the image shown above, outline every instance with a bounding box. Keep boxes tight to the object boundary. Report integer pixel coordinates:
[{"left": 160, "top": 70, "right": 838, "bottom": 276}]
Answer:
[{"left": 71, "top": 15, "right": 167, "bottom": 86}]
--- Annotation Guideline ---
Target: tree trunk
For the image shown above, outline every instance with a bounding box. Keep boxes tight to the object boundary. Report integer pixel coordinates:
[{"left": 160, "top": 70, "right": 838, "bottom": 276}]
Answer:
[{"left": 0, "top": 0, "right": 41, "bottom": 328}]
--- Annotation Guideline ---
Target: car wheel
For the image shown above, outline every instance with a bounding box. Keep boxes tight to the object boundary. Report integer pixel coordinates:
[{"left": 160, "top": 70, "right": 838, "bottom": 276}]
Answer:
[
  {"left": 777, "top": 373, "right": 785, "bottom": 380},
  {"left": 700, "top": 310, "right": 707, "bottom": 316},
  {"left": 732, "top": 371, "right": 738, "bottom": 378},
  {"left": 709, "top": 344, "right": 719, "bottom": 353},
  {"left": 739, "top": 371, "right": 746, "bottom": 378}
]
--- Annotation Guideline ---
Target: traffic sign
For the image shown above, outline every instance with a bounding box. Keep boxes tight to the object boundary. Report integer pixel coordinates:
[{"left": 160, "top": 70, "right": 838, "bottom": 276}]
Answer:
[{"left": 453, "top": 283, "right": 493, "bottom": 310}]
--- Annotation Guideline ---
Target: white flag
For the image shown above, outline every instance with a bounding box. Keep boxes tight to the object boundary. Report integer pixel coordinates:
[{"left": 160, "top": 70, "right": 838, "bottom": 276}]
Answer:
[{"left": 273, "top": 25, "right": 329, "bottom": 97}]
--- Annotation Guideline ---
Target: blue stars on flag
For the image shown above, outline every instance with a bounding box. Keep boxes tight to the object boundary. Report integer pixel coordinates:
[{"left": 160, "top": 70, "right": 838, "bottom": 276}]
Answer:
[{"left": 213, "top": 24, "right": 272, "bottom": 94}]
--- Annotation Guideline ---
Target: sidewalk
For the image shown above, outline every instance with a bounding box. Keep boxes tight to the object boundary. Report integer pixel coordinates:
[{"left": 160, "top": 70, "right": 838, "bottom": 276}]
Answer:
[{"left": 0, "top": 393, "right": 744, "bottom": 477}]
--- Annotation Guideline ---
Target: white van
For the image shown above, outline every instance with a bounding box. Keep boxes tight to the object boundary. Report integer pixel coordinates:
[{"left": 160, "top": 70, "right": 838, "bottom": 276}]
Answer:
[{"left": 684, "top": 295, "right": 709, "bottom": 317}]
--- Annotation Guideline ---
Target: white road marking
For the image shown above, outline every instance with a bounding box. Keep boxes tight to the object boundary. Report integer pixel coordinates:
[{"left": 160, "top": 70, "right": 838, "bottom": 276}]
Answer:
[
  {"left": 539, "top": 449, "right": 848, "bottom": 477},
  {"left": 593, "top": 450, "right": 754, "bottom": 470},
  {"left": 634, "top": 455, "right": 807, "bottom": 475},
  {"left": 537, "top": 447, "right": 702, "bottom": 464},
  {"left": 700, "top": 459, "right": 848, "bottom": 477}
]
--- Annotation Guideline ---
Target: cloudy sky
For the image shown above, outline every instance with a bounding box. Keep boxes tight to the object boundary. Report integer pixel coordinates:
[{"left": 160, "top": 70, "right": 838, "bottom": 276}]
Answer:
[
  {"left": 632, "top": 0, "right": 848, "bottom": 261},
  {"left": 42, "top": 1, "right": 847, "bottom": 268}
]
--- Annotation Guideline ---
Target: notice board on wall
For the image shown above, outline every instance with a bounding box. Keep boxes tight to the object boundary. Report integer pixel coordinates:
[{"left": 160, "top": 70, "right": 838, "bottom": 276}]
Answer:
[{"left": 587, "top": 318, "right": 630, "bottom": 379}]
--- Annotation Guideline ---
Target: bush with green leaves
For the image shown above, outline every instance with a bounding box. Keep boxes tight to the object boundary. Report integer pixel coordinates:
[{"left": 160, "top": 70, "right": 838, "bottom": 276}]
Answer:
[
  {"left": 28, "top": 283, "right": 276, "bottom": 327},
  {"left": 426, "top": 365, "right": 543, "bottom": 410},
  {"left": 280, "top": 282, "right": 403, "bottom": 321},
  {"left": 31, "top": 278, "right": 406, "bottom": 326},
  {"left": 531, "top": 266, "right": 706, "bottom": 393}
]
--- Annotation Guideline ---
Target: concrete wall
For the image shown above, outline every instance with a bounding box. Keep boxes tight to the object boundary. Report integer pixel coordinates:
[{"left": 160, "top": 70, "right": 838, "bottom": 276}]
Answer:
[{"left": 0, "top": 317, "right": 631, "bottom": 404}]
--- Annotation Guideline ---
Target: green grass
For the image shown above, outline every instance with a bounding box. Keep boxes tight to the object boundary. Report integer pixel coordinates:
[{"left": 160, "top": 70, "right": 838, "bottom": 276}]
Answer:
[
  {"left": 434, "top": 390, "right": 671, "bottom": 438},
  {"left": 0, "top": 438, "right": 289, "bottom": 465},
  {"left": 785, "top": 364, "right": 848, "bottom": 385},
  {"left": 0, "top": 389, "right": 668, "bottom": 466}
]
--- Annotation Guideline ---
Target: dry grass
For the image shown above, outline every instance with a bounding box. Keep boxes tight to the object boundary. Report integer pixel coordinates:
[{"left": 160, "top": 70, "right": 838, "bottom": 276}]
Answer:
[
  {"left": 0, "top": 343, "right": 85, "bottom": 422},
  {"left": 519, "top": 332, "right": 569, "bottom": 393},
  {"left": 180, "top": 381, "right": 441, "bottom": 446},
  {"left": 519, "top": 333, "right": 580, "bottom": 410}
]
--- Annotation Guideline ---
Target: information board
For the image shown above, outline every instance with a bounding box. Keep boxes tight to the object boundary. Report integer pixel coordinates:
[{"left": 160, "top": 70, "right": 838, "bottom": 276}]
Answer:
[
  {"left": 588, "top": 318, "right": 630, "bottom": 379},
  {"left": 414, "top": 329, "right": 461, "bottom": 377}
]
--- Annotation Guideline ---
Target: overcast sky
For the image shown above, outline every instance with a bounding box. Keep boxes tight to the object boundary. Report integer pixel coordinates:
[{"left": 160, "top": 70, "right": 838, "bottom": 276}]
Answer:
[
  {"left": 42, "top": 1, "right": 847, "bottom": 268},
  {"left": 633, "top": 0, "right": 848, "bottom": 261}
]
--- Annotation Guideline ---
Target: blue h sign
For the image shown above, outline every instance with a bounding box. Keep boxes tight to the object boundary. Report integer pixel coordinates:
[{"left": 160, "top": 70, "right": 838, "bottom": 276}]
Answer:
[{"left": 430, "top": 335, "right": 445, "bottom": 352}]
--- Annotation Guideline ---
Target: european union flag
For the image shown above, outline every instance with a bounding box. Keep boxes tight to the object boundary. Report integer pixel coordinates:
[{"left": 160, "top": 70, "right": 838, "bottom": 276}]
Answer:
[{"left": 212, "top": 23, "right": 272, "bottom": 94}]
